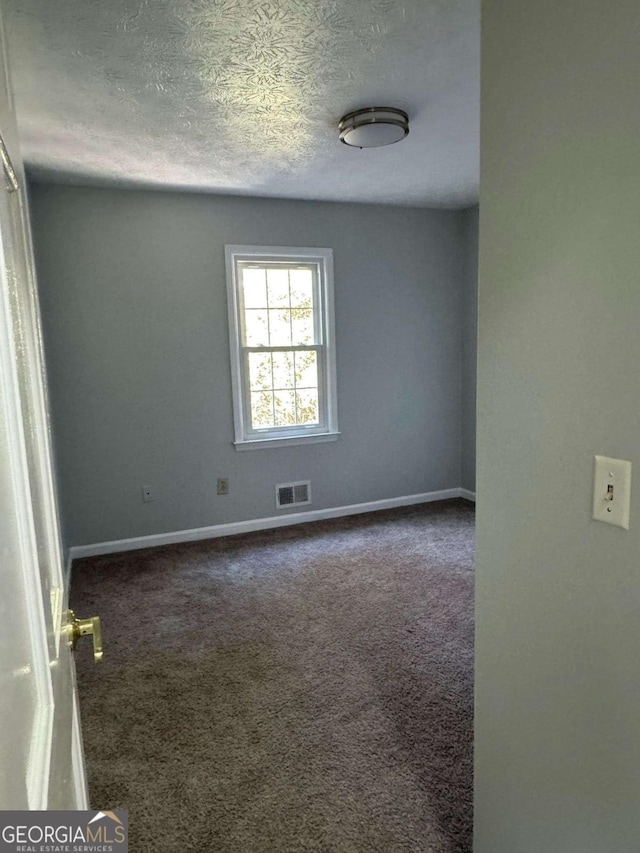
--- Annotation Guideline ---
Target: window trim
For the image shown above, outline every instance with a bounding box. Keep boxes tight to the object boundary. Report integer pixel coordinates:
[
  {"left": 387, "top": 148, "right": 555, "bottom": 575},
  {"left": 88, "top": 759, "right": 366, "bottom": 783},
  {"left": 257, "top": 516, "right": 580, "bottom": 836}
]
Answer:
[{"left": 225, "top": 245, "right": 339, "bottom": 450}]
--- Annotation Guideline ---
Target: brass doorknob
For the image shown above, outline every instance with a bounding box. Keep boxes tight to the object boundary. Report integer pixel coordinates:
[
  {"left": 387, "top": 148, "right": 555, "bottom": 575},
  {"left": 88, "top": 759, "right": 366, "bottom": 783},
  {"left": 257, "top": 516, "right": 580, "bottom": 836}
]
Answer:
[{"left": 66, "top": 610, "right": 103, "bottom": 664}]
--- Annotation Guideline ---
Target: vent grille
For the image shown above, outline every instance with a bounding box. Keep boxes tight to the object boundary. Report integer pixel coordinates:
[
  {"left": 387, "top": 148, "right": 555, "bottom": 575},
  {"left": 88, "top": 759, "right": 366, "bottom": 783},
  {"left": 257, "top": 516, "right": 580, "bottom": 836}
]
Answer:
[{"left": 276, "top": 480, "right": 311, "bottom": 509}]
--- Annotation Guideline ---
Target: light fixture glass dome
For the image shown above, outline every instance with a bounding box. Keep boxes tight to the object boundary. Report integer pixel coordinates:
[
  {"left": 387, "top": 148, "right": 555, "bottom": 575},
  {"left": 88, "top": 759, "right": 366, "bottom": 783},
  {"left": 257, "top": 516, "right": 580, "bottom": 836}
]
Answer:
[{"left": 338, "top": 107, "right": 409, "bottom": 148}]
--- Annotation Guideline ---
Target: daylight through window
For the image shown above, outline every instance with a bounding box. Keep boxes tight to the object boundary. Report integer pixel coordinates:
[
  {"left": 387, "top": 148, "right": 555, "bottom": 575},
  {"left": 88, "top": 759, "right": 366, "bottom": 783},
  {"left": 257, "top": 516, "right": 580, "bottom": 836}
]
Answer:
[{"left": 226, "top": 246, "right": 338, "bottom": 449}]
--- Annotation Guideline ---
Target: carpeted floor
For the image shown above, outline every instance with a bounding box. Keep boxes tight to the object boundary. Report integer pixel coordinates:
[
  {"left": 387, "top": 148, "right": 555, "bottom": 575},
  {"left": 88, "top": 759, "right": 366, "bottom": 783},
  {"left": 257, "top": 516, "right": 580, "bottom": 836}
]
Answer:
[{"left": 71, "top": 498, "right": 474, "bottom": 852}]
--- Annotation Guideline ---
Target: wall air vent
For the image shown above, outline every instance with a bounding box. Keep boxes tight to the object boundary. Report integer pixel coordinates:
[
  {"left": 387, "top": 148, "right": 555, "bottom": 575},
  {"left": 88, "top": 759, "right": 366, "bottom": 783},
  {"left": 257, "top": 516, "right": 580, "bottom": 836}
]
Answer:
[{"left": 276, "top": 480, "right": 311, "bottom": 510}]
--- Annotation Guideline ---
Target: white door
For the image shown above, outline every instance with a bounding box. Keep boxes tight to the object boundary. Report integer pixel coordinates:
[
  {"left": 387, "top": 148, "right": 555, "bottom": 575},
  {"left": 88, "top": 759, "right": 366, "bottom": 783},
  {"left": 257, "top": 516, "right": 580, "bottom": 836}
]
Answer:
[{"left": 0, "top": 11, "right": 90, "bottom": 811}]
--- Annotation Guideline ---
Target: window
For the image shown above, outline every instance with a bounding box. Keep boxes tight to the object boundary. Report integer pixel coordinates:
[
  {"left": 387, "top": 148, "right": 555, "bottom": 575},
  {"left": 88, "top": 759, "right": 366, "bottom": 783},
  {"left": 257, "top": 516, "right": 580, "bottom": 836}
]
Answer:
[{"left": 225, "top": 245, "right": 338, "bottom": 450}]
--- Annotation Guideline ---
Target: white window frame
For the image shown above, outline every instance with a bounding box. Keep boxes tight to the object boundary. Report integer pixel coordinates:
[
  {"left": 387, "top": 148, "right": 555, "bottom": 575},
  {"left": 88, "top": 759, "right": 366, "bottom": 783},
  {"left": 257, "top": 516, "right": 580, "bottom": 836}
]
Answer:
[{"left": 225, "top": 245, "right": 339, "bottom": 451}]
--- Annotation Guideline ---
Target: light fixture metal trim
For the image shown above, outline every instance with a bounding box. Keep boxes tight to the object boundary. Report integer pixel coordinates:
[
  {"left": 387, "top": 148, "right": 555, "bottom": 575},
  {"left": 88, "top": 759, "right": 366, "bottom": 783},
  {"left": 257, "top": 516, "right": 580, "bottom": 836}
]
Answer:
[{"left": 338, "top": 106, "right": 409, "bottom": 148}]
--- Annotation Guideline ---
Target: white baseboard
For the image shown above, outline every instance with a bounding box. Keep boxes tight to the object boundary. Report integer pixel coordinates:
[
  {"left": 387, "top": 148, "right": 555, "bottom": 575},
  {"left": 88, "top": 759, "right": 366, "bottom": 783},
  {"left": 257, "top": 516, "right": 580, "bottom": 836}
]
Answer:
[
  {"left": 69, "top": 487, "right": 470, "bottom": 561},
  {"left": 459, "top": 488, "right": 476, "bottom": 502}
]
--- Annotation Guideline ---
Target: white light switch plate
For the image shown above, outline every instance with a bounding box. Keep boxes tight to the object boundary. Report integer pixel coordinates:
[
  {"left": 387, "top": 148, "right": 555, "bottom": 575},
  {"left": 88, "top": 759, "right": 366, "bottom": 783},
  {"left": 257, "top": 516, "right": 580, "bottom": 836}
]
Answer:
[{"left": 593, "top": 455, "right": 631, "bottom": 529}]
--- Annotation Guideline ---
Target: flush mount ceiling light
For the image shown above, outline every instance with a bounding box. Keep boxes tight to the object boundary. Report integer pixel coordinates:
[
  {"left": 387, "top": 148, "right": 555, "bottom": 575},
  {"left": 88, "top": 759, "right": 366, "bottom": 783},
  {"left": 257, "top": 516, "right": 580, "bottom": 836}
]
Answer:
[{"left": 338, "top": 107, "right": 409, "bottom": 149}]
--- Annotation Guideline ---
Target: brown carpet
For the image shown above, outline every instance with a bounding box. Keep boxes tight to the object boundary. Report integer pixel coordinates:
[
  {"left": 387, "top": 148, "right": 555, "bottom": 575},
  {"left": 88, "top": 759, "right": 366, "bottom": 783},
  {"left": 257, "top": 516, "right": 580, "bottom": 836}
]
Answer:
[{"left": 71, "top": 498, "right": 474, "bottom": 852}]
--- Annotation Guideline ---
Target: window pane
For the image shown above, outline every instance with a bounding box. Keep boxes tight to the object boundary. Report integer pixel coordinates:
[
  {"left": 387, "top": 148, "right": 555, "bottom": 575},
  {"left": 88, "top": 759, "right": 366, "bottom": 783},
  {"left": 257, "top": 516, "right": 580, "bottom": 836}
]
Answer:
[
  {"left": 296, "top": 389, "right": 319, "bottom": 425},
  {"left": 228, "top": 248, "right": 335, "bottom": 443},
  {"left": 248, "top": 352, "right": 272, "bottom": 391},
  {"left": 291, "top": 307, "right": 314, "bottom": 345},
  {"left": 251, "top": 391, "right": 274, "bottom": 428},
  {"left": 267, "top": 268, "right": 290, "bottom": 307},
  {"left": 244, "top": 310, "right": 269, "bottom": 346},
  {"left": 289, "top": 269, "right": 313, "bottom": 308},
  {"left": 272, "top": 351, "right": 294, "bottom": 389},
  {"left": 268, "top": 309, "right": 292, "bottom": 346},
  {"left": 294, "top": 350, "right": 317, "bottom": 388},
  {"left": 274, "top": 390, "right": 296, "bottom": 426},
  {"left": 242, "top": 268, "right": 267, "bottom": 308}
]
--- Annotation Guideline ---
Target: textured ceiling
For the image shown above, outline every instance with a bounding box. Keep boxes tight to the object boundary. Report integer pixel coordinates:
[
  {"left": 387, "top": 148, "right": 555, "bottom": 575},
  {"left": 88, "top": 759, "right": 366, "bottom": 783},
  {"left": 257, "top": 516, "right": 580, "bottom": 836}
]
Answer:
[{"left": 4, "top": 0, "right": 479, "bottom": 207}]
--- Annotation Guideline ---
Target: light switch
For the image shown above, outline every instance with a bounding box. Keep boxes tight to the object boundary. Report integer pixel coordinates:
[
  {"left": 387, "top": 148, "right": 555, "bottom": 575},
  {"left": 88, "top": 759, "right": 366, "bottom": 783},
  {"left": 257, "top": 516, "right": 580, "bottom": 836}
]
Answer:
[{"left": 593, "top": 455, "right": 632, "bottom": 529}]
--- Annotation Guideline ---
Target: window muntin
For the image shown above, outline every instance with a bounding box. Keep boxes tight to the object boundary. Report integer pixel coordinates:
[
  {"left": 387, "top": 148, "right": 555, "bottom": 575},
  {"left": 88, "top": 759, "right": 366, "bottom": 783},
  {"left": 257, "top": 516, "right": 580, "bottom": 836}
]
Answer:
[{"left": 226, "top": 246, "right": 337, "bottom": 448}]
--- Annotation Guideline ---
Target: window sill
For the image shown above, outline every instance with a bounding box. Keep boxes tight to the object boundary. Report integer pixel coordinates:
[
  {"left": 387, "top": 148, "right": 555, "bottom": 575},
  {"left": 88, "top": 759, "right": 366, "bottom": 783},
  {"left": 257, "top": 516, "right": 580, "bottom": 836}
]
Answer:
[{"left": 233, "top": 432, "right": 340, "bottom": 451}]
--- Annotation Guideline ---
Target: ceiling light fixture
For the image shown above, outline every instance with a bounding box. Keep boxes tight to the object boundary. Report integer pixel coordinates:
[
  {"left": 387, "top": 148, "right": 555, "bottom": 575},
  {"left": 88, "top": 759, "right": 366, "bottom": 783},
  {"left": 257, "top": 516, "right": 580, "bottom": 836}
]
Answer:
[{"left": 338, "top": 107, "right": 409, "bottom": 149}]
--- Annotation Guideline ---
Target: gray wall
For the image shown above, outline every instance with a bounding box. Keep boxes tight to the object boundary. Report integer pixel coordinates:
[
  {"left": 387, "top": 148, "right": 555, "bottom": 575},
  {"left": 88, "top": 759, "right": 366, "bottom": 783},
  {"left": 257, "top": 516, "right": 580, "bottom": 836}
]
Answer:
[
  {"left": 30, "top": 185, "right": 472, "bottom": 547},
  {"left": 476, "top": 1, "right": 640, "bottom": 850},
  {"left": 460, "top": 206, "right": 478, "bottom": 492}
]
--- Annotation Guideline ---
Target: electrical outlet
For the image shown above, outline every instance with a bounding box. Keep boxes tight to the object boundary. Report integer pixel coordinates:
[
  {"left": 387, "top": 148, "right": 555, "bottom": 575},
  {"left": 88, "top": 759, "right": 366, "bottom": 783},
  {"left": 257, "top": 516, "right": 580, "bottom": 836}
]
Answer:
[
  {"left": 141, "top": 485, "right": 154, "bottom": 503},
  {"left": 217, "top": 478, "right": 229, "bottom": 496}
]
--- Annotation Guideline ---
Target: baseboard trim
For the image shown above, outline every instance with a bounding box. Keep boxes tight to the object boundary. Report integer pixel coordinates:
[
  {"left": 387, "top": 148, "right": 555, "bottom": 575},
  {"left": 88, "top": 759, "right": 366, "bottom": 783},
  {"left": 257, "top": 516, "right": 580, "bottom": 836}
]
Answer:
[
  {"left": 459, "top": 488, "right": 476, "bottom": 502},
  {"left": 69, "top": 488, "right": 469, "bottom": 561}
]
